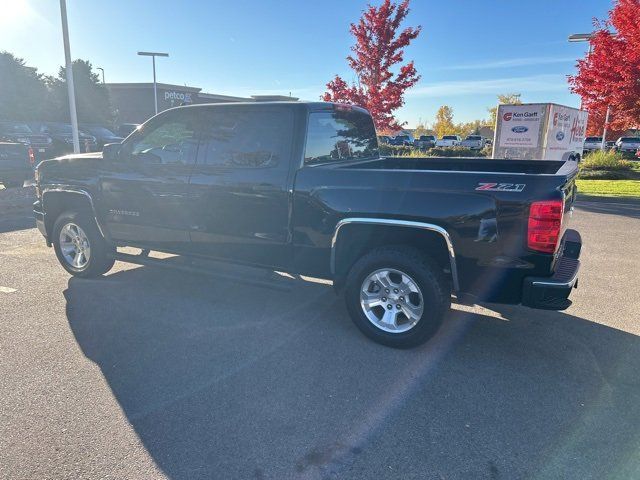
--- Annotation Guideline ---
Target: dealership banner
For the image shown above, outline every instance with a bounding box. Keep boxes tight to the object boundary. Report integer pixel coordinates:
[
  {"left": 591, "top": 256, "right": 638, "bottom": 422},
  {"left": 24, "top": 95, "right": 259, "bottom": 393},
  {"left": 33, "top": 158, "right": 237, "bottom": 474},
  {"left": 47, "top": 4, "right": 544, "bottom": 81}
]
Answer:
[
  {"left": 544, "top": 104, "right": 588, "bottom": 153},
  {"left": 498, "top": 104, "right": 545, "bottom": 148}
]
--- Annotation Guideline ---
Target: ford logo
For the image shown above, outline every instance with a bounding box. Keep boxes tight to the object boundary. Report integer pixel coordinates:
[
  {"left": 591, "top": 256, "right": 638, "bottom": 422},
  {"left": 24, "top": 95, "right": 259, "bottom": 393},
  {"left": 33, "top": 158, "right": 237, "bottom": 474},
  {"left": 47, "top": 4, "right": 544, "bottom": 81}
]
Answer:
[
  {"left": 511, "top": 126, "right": 528, "bottom": 133},
  {"left": 556, "top": 131, "right": 565, "bottom": 141}
]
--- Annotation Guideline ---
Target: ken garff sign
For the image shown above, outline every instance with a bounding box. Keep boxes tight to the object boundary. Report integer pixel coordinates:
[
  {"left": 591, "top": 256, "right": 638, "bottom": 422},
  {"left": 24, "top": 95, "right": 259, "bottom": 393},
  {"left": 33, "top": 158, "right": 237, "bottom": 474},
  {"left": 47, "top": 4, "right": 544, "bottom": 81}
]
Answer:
[{"left": 164, "top": 91, "right": 193, "bottom": 103}]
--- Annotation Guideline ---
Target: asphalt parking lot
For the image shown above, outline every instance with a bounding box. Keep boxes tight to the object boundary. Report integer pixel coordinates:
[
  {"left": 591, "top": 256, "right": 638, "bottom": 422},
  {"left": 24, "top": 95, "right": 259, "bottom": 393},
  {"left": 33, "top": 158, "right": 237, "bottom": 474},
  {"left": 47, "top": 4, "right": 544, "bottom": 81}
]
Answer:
[{"left": 1, "top": 187, "right": 639, "bottom": 480}]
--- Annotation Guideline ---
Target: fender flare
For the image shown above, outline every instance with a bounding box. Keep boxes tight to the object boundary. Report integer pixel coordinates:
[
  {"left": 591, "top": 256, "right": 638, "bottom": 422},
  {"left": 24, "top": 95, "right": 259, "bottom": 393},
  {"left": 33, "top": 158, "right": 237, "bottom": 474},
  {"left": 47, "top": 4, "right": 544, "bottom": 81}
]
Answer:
[{"left": 330, "top": 217, "right": 459, "bottom": 292}]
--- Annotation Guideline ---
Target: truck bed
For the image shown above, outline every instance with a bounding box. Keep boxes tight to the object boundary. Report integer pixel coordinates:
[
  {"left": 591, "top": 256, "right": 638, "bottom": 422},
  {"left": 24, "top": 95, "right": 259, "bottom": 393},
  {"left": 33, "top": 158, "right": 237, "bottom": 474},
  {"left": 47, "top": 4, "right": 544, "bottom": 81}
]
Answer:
[{"left": 344, "top": 156, "right": 571, "bottom": 175}]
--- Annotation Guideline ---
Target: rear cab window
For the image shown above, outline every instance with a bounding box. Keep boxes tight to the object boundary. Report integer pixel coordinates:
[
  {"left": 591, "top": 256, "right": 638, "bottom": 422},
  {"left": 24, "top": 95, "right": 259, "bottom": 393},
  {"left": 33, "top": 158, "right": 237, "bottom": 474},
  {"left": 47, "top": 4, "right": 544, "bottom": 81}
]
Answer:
[{"left": 304, "top": 107, "right": 378, "bottom": 165}]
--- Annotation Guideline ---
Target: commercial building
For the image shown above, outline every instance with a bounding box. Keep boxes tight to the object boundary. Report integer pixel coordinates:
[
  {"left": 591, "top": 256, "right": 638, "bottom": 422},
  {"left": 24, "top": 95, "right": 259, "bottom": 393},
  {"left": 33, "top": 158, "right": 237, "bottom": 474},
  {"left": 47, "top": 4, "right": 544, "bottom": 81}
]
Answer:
[{"left": 106, "top": 82, "right": 297, "bottom": 124}]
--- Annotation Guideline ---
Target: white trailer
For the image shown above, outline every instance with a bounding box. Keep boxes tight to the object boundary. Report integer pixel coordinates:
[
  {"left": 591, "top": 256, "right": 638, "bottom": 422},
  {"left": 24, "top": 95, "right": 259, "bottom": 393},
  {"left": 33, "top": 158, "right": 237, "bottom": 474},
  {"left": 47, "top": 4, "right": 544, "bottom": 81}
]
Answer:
[{"left": 492, "top": 103, "right": 588, "bottom": 161}]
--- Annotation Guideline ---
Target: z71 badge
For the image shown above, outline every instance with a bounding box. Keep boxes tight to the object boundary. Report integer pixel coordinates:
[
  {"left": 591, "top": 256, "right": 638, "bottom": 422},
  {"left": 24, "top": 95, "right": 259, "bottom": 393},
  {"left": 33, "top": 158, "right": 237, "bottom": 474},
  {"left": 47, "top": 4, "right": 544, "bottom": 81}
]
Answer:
[{"left": 475, "top": 182, "right": 526, "bottom": 192}]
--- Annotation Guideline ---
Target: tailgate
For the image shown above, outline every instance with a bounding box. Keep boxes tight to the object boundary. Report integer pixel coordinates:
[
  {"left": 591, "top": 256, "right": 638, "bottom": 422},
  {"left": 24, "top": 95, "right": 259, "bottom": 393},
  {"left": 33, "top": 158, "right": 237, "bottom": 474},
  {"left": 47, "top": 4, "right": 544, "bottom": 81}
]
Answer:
[{"left": 0, "top": 144, "right": 29, "bottom": 168}]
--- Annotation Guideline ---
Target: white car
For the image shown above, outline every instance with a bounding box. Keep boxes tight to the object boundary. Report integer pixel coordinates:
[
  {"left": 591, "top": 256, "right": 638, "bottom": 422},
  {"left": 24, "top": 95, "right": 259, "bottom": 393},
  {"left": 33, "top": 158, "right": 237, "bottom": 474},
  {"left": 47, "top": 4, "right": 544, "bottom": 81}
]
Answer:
[
  {"left": 436, "top": 135, "right": 461, "bottom": 147},
  {"left": 583, "top": 136, "right": 603, "bottom": 152},
  {"left": 615, "top": 137, "right": 640, "bottom": 153},
  {"left": 460, "top": 135, "right": 486, "bottom": 150}
]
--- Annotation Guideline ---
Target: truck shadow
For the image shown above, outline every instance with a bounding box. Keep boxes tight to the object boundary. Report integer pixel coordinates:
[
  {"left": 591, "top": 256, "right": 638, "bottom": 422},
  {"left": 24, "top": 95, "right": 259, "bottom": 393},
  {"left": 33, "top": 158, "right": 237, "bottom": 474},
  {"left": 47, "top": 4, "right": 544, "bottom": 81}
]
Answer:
[{"left": 64, "top": 264, "right": 640, "bottom": 480}]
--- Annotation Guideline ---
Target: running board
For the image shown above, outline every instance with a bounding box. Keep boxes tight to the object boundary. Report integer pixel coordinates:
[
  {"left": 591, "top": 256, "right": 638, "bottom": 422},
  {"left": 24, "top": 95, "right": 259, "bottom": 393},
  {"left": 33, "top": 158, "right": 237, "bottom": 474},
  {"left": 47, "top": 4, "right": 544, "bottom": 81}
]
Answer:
[{"left": 110, "top": 251, "right": 293, "bottom": 292}]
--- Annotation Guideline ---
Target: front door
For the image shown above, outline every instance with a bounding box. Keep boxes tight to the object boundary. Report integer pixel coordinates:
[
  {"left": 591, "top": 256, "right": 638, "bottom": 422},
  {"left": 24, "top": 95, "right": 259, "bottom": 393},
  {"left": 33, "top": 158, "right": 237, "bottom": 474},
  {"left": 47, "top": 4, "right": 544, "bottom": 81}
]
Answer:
[{"left": 98, "top": 108, "right": 201, "bottom": 252}]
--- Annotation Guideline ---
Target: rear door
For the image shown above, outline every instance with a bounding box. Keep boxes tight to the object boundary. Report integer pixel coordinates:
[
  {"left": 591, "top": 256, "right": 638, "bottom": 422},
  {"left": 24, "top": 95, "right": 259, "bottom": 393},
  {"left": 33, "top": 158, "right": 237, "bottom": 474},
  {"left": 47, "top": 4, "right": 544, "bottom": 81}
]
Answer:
[
  {"left": 187, "top": 105, "right": 297, "bottom": 269},
  {"left": 98, "top": 108, "right": 201, "bottom": 252}
]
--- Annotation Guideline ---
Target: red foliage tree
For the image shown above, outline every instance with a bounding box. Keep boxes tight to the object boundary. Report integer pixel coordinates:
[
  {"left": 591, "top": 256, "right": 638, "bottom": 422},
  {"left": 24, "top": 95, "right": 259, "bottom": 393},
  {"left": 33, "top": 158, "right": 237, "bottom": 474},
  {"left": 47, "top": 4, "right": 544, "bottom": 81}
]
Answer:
[
  {"left": 322, "top": 0, "right": 421, "bottom": 133},
  {"left": 568, "top": 0, "right": 640, "bottom": 136}
]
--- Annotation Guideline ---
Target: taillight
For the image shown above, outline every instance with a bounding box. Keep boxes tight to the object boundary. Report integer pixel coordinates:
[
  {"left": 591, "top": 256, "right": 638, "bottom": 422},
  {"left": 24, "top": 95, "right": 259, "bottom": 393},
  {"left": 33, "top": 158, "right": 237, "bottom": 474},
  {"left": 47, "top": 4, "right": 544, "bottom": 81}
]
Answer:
[
  {"left": 28, "top": 147, "right": 35, "bottom": 165},
  {"left": 528, "top": 199, "right": 564, "bottom": 253}
]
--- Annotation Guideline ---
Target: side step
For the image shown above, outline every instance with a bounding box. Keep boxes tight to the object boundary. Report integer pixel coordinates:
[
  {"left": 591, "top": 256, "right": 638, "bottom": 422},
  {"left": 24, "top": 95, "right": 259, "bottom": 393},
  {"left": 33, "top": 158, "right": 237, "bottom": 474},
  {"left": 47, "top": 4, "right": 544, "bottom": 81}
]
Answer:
[{"left": 110, "top": 251, "right": 293, "bottom": 292}]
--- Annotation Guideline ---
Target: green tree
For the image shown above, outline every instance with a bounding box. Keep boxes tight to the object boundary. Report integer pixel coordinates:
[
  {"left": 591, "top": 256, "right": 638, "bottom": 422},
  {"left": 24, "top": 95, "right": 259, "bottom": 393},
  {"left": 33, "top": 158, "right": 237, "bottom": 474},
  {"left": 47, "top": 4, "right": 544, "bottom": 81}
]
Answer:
[
  {"left": 487, "top": 93, "right": 521, "bottom": 127},
  {"left": 49, "top": 59, "right": 113, "bottom": 124},
  {"left": 0, "top": 52, "right": 50, "bottom": 120},
  {"left": 433, "top": 105, "right": 456, "bottom": 138}
]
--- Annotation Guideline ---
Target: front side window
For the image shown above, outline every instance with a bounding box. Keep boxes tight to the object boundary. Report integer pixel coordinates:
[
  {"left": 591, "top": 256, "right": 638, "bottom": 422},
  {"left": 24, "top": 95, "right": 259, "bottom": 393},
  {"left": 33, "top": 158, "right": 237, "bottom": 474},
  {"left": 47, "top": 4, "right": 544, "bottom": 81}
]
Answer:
[
  {"left": 304, "top": 110, "right": 378, "bottom": 165},
  {"left": 125, "top": 110, "right": 199, "bottom": 165},
  {"left": 200, "top": 107, "right": 294, "bottom": 168}
]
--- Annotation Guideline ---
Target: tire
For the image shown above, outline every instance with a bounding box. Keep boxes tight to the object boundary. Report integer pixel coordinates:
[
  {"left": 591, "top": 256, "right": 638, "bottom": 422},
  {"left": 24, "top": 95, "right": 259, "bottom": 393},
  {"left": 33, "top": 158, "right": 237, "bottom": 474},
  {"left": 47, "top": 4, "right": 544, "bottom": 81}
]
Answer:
[
  {"left": 344, "top": 246, "right": 451, "bottom": 348},
  {"left": 52, "top": 211, "right": 115, "bottom": 278}
]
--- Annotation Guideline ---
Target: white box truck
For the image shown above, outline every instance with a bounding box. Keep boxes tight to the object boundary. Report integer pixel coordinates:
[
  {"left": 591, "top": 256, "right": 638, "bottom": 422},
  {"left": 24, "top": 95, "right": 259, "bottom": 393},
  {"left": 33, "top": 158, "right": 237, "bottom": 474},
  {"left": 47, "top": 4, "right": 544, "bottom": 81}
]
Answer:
[{"left": 492, "top": 103, "right": 588, "bottom": 161}]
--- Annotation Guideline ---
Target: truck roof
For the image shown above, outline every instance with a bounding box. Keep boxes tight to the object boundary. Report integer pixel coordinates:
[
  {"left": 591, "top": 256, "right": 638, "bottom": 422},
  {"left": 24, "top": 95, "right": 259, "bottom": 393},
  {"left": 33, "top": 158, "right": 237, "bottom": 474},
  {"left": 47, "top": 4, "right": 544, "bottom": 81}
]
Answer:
[{"left": 168, "top": 101, "right": 371, "bottom": 115}]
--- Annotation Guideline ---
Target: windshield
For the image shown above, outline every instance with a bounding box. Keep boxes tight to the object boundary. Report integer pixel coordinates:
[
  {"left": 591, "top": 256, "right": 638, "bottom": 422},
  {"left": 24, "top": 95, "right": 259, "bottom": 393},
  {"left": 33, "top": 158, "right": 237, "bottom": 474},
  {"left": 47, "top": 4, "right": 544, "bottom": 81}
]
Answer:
[
  {"left": 46, "top": 123, "right": 73, "bottom": 134},
  {"left": 466, "top": 136, "right": 481, "bottom": 140},
  {"left": 304, "top": 109, "right": 378, "bottom": 165},
  {"left": 0, "top": 122, "right": 33, "bottom": 134},
  {"left": 83, "top": 126, "right": 116, "bottom": 137},
  {"left": 395, "top": 136, "right": 409, "bottom": 141},
  {"left": 585, "top": 137, "right": 602, "bottom": 142},
  {"left": 443, "top": 136, "right": 457, "bottom": 140},
  {"left": 620, "top": 137, "right": 640, "bottom": 142},
  {"left": 419, "top": 136, "right": 434, "bottom": 141}
]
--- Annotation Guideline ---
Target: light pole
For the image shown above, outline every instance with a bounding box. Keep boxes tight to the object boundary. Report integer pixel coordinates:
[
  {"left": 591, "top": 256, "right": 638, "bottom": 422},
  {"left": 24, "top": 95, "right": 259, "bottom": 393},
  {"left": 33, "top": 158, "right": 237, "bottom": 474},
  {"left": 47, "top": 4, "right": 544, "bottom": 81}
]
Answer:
[
  {"left": 97, "top": 67, "right": 105, "bottom": 83},
  {"left": 59, "top": 0, "right": 80, "bottom": 154},
  {"left": 137, "top": 51, "right": 169, "bottom": 115},
  {"left": 568, "top": 32, "right": 612, "bottom": 147},
  {"left": 568, "top": 33, "right": 593, "bottom": 110}
]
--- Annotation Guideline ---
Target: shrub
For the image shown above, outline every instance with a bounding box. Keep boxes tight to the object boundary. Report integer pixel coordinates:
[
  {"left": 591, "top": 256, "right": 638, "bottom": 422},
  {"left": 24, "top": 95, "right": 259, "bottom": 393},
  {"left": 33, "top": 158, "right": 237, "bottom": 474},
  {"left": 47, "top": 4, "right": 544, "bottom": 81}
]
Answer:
[
  {"left": 581, "top": 150, "right": 633, "bottom": 171},
  {"left": 423, "top": 146, "right": 486, "bottom": 158},
  {"left": 378, "top": 143, "right": 413, "bottom": 156}
]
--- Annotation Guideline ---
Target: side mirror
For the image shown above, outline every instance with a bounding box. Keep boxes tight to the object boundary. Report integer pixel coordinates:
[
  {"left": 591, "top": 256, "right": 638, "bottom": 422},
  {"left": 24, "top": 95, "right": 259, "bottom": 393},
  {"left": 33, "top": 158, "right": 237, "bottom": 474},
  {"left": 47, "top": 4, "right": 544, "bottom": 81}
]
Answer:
[{"left": 103, "top": 143, "right": 122, "bottom": 162}]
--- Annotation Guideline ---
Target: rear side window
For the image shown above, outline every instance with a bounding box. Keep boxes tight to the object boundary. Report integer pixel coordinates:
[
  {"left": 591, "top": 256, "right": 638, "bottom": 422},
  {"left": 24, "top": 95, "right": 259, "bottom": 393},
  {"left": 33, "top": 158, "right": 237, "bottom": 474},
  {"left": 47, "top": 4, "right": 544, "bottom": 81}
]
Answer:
[
  {"left": 304, "top": 110, "right": 378, "bottom": 165},
  {"left": 201, "top": 108, "right": 294, "bottom": 168}
]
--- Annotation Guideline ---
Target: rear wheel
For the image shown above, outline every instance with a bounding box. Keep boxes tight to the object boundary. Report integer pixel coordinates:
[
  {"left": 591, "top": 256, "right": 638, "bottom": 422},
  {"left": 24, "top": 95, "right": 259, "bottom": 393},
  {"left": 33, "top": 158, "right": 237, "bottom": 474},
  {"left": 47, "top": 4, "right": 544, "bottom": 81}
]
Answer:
[
  {"left": 52, "top": 211, "right": 115, "bottom": 277},
  {"left": 344, "top": 247, "right": 450, "bottom": 348}
]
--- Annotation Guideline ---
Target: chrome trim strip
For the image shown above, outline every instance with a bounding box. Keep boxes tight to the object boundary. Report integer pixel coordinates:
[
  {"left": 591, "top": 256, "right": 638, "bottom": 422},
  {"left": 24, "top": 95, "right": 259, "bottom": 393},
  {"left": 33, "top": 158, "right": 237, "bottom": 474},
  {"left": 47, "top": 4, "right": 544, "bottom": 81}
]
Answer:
[
  {"left": 41, "top": 185, "right": 105, "bottom": 238},
  {"left": 531, "top": 262, "right": 580, "bottom": 288},
  {"left": 330, "top": 217, "right": 459, "bottom": 291}
]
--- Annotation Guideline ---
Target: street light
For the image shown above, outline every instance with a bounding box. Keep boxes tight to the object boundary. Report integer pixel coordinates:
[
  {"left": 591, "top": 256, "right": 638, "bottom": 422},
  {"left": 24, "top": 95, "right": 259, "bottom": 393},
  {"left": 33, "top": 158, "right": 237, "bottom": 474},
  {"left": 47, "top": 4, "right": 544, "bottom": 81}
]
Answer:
[
  {"left": 137, "top": 51, "right": 169, "bottom": 115},
  {"left": 58, "top": 0, "right": 80, "bottom": 154},
  {"left": 568, "top": 32, "right": 609, "bottom": 149},
  {"left": 97, "top": 67, "right": 105, "bottom": 84}
]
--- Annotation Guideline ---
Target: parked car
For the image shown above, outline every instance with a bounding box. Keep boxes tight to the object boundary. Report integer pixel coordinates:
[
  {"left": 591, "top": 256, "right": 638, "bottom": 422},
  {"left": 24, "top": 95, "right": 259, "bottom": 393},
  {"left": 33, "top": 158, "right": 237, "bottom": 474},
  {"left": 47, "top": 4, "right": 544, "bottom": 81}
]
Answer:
[
  {"left": 0, "top": 142, "right": 34, "bottom": 188},
  {"left": 34, "top": 102, "right": 582, "bottom": 348},
  {"left": 460, "top": 135, "right": 486, "bottom": 150},
  {"left": 389, "top": 134, "right": 413, "bottom": 146},
  {"left": 377, "top": 135, "right": 391, "bottom": 144},
  {"left": 606, "top": 141, "right": 616, "bottom": 150},
  {"left": 28, "top": 122, "right": 98, "bottom": 156},
  {"left": 614, "top": 137, "right": 640, "bottom": 154},
  {"left": 414, "top": 135, "right": 437, "bottom": 149},
  {"left": 117, "top": 123, "right": 140, "bottom": 138},
  {"left": 583, "top": 136, "right": 603, "bottom": 153},
  {"left": 80, "top": 125, "right": 124, "bottom": 149},
  {"left": 0, "top": 120, "right": 52, "bottom": 160},
  {"left": 435, "top": 135, "right": 461, "bottom": 147}
]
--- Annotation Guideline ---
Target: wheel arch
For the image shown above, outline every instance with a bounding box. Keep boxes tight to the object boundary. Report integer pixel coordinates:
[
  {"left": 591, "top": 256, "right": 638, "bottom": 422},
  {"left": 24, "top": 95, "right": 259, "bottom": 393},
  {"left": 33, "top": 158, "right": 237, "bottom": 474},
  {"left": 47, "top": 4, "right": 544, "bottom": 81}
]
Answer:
[
  {"left": 330, "top": 218, "right": 459, "bottom": 293},
  {"left": 42, "top": 187, "right": 105, "bottom": 241}
]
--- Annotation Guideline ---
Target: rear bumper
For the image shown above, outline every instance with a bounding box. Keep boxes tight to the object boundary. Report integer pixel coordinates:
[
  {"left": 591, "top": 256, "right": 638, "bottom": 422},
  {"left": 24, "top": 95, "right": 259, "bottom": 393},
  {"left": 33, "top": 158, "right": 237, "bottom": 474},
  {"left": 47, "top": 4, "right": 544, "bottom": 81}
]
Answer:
[{"left": 522, "top": 229, "right": 581, "bottom": 310}]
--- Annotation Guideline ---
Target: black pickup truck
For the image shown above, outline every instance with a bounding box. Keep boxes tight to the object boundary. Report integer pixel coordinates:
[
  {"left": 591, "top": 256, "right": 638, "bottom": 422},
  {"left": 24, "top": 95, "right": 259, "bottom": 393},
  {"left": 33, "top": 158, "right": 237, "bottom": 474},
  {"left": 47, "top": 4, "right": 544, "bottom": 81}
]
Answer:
[{"left": 33, "top": 102, "right": 582, "bottom": 347}]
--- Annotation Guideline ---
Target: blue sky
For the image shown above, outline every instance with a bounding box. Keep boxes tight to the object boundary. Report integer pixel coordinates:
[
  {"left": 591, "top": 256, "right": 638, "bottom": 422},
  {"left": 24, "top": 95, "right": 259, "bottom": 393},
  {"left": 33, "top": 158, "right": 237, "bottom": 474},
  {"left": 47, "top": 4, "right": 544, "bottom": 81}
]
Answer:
[{"left": 1, "top": 0, "right": 612, "bottom": 126}]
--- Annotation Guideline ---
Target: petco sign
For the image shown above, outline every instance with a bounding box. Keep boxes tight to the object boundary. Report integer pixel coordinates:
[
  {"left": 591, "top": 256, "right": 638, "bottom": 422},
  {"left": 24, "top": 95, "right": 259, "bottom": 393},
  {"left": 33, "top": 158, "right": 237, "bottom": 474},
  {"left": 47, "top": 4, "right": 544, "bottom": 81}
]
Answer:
[{"left": 164, "top": 91, "right": 193, "bottom": 103}]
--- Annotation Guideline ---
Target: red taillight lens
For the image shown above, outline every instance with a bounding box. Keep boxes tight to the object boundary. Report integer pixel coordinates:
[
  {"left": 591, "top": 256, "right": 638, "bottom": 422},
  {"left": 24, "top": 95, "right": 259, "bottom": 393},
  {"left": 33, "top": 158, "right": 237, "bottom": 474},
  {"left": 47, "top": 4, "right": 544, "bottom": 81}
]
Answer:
[
  {"left": 528, "top": 200, "right": 564, "bottom": 253},
  {"left": 28, "top": 147, "right": 35, "bottom": 165}
]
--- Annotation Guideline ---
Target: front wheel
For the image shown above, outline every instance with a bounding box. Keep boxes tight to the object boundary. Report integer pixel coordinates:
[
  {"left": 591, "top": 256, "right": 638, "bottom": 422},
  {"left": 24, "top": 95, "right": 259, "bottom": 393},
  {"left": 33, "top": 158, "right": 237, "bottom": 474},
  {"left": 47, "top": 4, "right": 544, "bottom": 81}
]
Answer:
[
  {"left": 52, "top": 211, "right": 115, "bottom": 278},
  {"left": 344, "top": 247, "right": 451, "bottom": 348}
]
